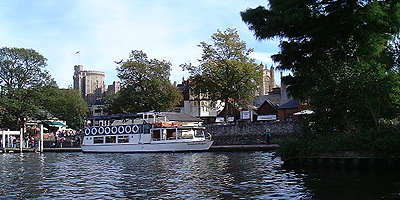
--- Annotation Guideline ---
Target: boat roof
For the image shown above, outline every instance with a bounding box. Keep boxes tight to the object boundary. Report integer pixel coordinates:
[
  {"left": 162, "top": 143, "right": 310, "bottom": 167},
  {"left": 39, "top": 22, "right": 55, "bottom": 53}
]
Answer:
[
  {"left": 85, "top": 113, "right": 139, "bottom": 120},
  {"left": 160, "top": 112, "right": 203, "bottom": 122},
  {"left": 85, "top": 112, "right": 202, "bottom": 122}
]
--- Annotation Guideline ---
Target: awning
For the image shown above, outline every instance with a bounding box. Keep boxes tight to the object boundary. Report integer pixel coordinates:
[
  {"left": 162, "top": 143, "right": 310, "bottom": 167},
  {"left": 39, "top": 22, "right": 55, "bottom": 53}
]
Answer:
[{"left": 45, "top": 121, "right": 67, "bottom": 127}]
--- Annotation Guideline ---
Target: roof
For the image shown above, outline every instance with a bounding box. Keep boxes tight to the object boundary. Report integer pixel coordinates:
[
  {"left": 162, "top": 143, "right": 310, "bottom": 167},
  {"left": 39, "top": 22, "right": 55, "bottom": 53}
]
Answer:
[
  {"left": 256, "top": 99, "right": 278, "bottom": 115},
  {"left": 161, "top": 112, "right": 203, "bottom": 122},
  {"left": 85, "top": 113, "right": 139, "bottom": 120},
  {"left": 260, "top": 99, "right": 278, "bottom": 109},
  {"left": 253, "top": 94, "right": 281, "bottom": 107},
  {"left": 279, "top": 99, "right": 299, "bottom": 109}
]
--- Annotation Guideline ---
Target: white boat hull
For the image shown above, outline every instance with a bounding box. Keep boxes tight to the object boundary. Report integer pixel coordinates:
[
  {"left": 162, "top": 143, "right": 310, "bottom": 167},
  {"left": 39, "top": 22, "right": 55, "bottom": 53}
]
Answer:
[{"left": 82, "top": 140, "right": 213, "bottom": 153}]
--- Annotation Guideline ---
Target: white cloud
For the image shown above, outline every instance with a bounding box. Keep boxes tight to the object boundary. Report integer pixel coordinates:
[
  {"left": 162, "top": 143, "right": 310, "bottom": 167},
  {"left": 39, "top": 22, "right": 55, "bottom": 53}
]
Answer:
[{"left": 250, "top": 52, "right": 275, "bottom": 65}]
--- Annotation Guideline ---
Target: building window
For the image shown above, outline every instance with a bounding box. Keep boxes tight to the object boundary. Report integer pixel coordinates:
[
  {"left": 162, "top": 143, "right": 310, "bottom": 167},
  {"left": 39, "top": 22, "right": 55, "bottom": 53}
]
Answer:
[{"left": 94, "top": 137, "right": 104, "bottom": 144}]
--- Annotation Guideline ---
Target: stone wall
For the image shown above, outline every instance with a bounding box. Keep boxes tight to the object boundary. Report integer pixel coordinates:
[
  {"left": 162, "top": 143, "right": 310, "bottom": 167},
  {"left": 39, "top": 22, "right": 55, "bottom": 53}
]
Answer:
[{"left": 206, "top": 121, "right": 297, "bottom": 145}]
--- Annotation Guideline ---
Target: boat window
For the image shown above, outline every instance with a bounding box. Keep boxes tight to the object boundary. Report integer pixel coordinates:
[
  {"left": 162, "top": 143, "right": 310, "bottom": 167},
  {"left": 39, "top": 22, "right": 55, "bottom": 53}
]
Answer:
[
  {"left": 152, "top": 129, "right": 161, "bottom": 141},
  {"left": 166, "top": 129, "right": 176, "bottom": 140},
  {"left": 195, "top": 130, "right": 205, "bottom": 138},
  {"left": 177, "top": 130, "right": 193, "bottom": 139},
  {"left": 118, "top": 136, "right": 129, "bottom": 143},
  {"left": 93, "top": 137, "right": 104, "bottom": 144},
  {"left": 105, "top": 136, "right": 117, "bottom": 143}
]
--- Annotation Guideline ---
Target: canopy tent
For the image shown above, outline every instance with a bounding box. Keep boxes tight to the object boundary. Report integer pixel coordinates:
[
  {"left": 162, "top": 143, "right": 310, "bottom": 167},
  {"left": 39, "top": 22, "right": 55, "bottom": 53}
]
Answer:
[{"left": 45, "top": 121, "right": 67, "bottom": 127}]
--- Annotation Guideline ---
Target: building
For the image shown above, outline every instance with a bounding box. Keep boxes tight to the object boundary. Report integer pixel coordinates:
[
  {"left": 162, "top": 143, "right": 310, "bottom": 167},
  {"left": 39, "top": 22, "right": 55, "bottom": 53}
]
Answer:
[
  {"left": 73, "top": 65, "right": 106, "bottom": 105},
  {"left": 73, "top": 65, "right": 121, "bottom": 116},
  {"left": 107, "top": 81, "right": 121, "bottom": 96},
  {"left": 257, "top": 64, "right": 277, "bottom": 96},
  {"left": 176, "top": 78, "right": 223, "bottom": 122}
]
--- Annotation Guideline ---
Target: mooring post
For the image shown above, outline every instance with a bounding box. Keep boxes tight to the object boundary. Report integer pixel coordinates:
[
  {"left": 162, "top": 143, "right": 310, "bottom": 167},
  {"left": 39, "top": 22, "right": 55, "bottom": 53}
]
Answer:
[
  {"left": 40, "top": 124, "right": 44, "bottom": 153},
  {"left": 20, "top": 128, "right": 23, "bottom": 153},
  {"left": 2, "top": 130, "right": 5, "bottom": 149}
]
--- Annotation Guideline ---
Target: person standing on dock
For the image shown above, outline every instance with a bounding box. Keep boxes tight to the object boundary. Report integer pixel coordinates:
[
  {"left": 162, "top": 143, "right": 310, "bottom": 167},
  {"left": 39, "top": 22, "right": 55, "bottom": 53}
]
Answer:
[{"left": 265, "top": 128, "right": 272, "bottom": 144}]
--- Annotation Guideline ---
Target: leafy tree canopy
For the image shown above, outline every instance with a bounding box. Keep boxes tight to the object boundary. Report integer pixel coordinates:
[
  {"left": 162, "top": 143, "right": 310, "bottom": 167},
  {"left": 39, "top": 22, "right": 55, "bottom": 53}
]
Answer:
[
  {"left": 37, "top": 88, "right": 89, "bottom": 130},
  {"left": 183, "top": 28, "right": 263, "bottom": 120},
  {"left": 0, "top": 47, "right": 56, "bottom": 129},
  {"left": 242, "top": 1, "right": 400, "bottom": 132},
  {"left": 105, "top": 50, "right": 182, "bottom": 113}
]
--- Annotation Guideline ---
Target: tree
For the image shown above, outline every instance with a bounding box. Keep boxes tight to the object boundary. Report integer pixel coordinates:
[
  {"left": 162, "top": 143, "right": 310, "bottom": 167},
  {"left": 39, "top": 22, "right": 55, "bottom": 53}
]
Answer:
[
  {"left": 38, "top": 88, "right": 89, "bottom": 130},
  {"left": 242, "top": 1, "right": 400, "bottom": 132},
  {"left": 105, "top": 50, "right": 182, "bottom": 113},
  {"left": 0, "top": 47, "right": 56, "bottom": 129},
  {"left": 183, "top": 28, "right": 263, "bottom": 121}
]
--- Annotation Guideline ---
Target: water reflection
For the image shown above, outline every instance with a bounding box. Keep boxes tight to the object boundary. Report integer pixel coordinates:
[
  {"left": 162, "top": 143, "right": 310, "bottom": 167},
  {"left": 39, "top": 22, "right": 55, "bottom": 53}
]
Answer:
[{"left": 0, "top": 152, "right": 399, "bottom": 199}]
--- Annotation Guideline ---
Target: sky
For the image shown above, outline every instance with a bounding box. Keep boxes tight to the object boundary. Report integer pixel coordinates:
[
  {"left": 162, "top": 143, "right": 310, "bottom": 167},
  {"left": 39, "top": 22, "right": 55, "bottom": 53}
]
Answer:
[{"left": 0, "top": 0, "right": 283, "bottom": 88}]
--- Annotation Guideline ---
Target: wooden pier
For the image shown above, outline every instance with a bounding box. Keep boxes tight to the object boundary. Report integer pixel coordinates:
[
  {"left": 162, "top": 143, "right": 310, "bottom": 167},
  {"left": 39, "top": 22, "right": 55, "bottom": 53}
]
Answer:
[
  {"left": 1, "top": 147, "right": 82, "bottom": 153},
  {"left": 43, "top": 148, "right": 82, "bottom": 152}
]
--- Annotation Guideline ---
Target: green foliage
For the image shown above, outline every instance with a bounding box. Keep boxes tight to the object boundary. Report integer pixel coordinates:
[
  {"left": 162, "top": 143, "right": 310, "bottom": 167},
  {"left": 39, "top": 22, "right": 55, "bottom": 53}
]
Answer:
[
  {"left": 242, "top": 1, "right": 400, "bottom": 132},
  {"left": 38, "top": 88, "right": 89, "bottom": 130},
  {"left": 105, "top": 50, "right": 182, "bottom": 113},
  {"left": 0, "top": 47, "right": 56, "bottom": 129},
  {"left": 183, "top": 28, "right": 263, "bottom": 120}
]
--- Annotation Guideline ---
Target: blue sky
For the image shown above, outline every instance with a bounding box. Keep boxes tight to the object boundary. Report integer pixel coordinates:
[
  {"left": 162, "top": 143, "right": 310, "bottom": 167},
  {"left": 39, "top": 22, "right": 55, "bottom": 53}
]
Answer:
[{"left": 0, "top": 0, "right": 282, "bottom": 88}]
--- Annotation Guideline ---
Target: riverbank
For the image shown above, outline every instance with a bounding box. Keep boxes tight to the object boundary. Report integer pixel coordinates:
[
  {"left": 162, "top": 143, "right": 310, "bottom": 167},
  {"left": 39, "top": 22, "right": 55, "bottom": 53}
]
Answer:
[{"left": 278, "top": 128, "right": 400, "bottom": 169}]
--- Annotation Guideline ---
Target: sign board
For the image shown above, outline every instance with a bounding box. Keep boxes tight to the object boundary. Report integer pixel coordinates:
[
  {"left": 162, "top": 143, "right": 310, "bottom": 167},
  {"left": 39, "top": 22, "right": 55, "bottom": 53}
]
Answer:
[
  {"left": 241, "top": 111, "right": 251, "bottom": 120},
  {"left": 215, "top": 117, "right": 235, "bottom": 122},
  {"left": 257, "top": 115, "right": 277, "bottom": 121}
]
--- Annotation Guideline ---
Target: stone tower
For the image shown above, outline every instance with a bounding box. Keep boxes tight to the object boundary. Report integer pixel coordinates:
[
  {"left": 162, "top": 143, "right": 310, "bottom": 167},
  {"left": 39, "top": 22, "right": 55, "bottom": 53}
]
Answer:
[
  {"left": 73, "top": 65, "right": 106, "bottom": 105},
  {"left": 257, "top": 64, "right": 277, "bottom": 96}
]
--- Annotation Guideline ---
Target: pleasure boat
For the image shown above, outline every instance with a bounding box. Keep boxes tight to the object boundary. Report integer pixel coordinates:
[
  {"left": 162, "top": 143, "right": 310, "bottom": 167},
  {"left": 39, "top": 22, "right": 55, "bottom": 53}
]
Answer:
[{"left": 81, "top": 112, "right": 213, "bottom": 153}]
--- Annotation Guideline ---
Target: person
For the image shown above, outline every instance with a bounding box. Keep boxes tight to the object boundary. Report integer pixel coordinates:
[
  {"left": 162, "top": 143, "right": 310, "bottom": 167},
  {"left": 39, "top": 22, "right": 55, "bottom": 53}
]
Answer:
[
  {"left": 265, "top": 128, "right": 272, "bottom": 144},
  {"left": 30, "top": 136, "right": 35, "bottom": 148},
  {"left": 60, "top": 137, "right": 64, "bottom": 148}
]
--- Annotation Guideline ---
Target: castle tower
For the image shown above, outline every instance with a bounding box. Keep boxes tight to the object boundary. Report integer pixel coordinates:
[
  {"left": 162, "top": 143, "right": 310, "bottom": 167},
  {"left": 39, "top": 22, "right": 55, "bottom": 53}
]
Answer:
[
  {"left": 73, "top": 65, "right": 106, "bottom": 105},
  {"left": 257, "top": 64, "right": 277, "bottom": 96},
  {"left": 269, "top": 65, "right": 275, "bottom": 91}
]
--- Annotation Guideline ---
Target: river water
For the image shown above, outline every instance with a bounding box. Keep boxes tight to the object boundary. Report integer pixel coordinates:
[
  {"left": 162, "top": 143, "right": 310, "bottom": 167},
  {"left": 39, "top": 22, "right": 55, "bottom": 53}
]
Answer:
[{"left": 0, "top": 152, "right": 399, "bottom": 199}]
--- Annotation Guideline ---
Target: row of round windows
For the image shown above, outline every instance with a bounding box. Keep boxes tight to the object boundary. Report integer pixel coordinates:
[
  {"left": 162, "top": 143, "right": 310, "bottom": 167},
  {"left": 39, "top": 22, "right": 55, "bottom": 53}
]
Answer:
[{"left": 84, "top": 125, "right": 141, "bottom": 136}]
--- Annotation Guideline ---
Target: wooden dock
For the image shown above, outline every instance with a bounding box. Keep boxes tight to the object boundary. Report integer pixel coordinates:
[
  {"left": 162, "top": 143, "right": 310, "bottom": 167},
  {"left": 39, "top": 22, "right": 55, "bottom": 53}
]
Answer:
[
  {"left": 1, "top": 147, "right": 82, "bottom": 153},
  {"left": 43, "top": 148, "right": 82, "bottom": 152},
  {"left": 1, "top": 148, "right": 37, "bottom": 153}
]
